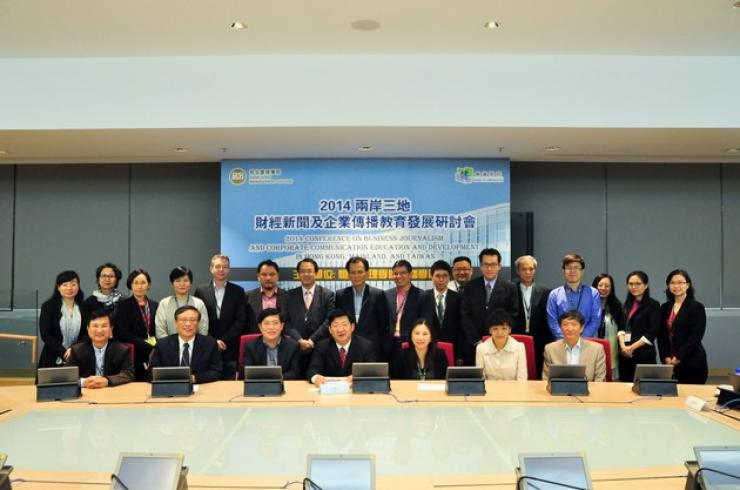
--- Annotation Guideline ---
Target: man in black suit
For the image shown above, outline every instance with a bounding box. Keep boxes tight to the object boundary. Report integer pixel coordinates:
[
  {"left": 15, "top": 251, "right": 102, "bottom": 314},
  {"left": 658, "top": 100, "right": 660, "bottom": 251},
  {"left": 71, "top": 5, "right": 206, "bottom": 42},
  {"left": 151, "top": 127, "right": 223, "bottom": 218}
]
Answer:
[
  {"left": 385, "top": 259, "right": 429, "bottom": 348},
  {"left": 423, "top": 260, "right": 463, "bottom": 364},
  {"left": 513, "top": 255, "right": 552, "bottom": 377},
  {"left": 149, "top": 305, "right": 223, "bottom": 384},
  {"left": 68, "top": 309, "right": 134, "bottom": 388},
  {"left": 244, "top": 259, "right": 288, "bottom": 333},
  {"left": 461, "top": 248, "right": 518, "bottom": 364},
  {"left": 284, "top": 258, "right": 335, "bottom": 351},
  {"left": 307, "top": 309, "right": 376, "bottom": 384},
  {"left": 242, "top": 308, "right": 301, "bottom": 380},
  {"left": 449, "top": 256, "right": 474, "bottom": 294},
  {"left": 335, "top": 256, "right": 390, "bottom": 360},
  {"left": 194, "top": 254, "right": 247, "bottom": 380}
]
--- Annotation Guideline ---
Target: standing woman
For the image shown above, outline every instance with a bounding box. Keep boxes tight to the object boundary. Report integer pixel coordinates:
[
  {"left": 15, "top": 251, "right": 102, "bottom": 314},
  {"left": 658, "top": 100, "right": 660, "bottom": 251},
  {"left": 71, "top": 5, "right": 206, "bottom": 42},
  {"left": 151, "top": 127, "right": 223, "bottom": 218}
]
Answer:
[
  {"left": 658, "top": 270, "right": 708, "bottom": 384},
  {"left": 38, "top": 270, "right": 88, "bottom": 368},
  {"left": 115, "top": 269, "right": 159, "bottom": 380},
  {"left": 82, "top": 262, "right": 124, "bottom": 317},
  {"left": 392, "top": 319, "right": 448, "bottom": 380},
  {"left": 618, "top": 271, "right": 660, "bottom": 382},
  {"left": 155, "top": 266, "right": 208, "bottom": 338},
  {"left": 593, "top": 273, "right": 625, "bottom": 380}
]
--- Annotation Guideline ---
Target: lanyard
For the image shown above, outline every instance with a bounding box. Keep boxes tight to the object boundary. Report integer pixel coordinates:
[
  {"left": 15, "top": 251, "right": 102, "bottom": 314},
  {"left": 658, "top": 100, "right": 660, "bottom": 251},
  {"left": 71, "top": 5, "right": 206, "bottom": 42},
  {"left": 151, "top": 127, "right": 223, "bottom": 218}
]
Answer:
[{"left": 138, "top": 299, "right": 151, "bottom": 333}]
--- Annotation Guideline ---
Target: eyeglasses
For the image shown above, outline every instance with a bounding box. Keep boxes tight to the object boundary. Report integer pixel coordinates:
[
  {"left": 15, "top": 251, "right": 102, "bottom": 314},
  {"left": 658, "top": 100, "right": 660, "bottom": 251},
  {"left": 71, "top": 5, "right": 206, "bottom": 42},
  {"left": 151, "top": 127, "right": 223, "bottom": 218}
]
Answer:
[
  {"left": 669, "top": 281, "right": 688, "bottom": 286},
  {"left": 177, "top": 318, "right": 199, "bottom": 324}
]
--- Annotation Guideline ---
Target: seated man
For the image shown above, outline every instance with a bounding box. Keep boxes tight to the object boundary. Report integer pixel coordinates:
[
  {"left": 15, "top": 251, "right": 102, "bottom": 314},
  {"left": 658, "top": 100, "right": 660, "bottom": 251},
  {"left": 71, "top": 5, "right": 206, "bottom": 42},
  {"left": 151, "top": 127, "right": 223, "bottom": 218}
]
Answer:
[
  {"left": 307, "top": 309, "right": 376, "bottom": 385},
  {"left": 68, "top": 309, "right": 135, "bottom": 388},
  {"left": 242, "top": 308, "right": 301, "bottom": 380},
  {"left": 149, "top": 305, "right": 223, "bottom": 384},
  {"left": 543, "top": 310, "right": 606, "bottom": 382}
]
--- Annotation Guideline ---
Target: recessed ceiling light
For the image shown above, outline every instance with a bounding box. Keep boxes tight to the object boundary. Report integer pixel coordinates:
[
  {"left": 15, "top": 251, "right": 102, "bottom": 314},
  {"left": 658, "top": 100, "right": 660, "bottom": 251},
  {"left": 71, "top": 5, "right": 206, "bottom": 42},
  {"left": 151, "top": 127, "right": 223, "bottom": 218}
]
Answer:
[
  {"left": 359, "top": 146, "right": 373, "bottom": 152},
  {"left": 725, "top": 147, "right": 740, "bottom": 153},
  {"left": 545, "top": 146, "right": 561, "bottom": 152},
  {"left": 351, "top": 19, "right": 381, "bottom": 31},
  {"left": 483, "top": 21, "right": 501, "bottom": 29},
  {"left": 0, "top": 149, "right": 8, "bottom": 155},
  {"left": 174, "top": 147, "right": 189, "bottom": 153},
  {"left": 230, "top": 21, "right": 247, "bottom": 30}
]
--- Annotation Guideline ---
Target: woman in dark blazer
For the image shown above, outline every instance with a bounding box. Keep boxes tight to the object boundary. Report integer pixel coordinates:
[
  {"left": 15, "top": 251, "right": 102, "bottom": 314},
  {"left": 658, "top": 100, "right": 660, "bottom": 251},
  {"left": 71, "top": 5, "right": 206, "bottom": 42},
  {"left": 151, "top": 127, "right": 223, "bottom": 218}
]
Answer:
[
  {"left": 114, "top": 269, "right": 158, "bottom": 381},
  {"left": 618, "top": 271, "right": 660, "bottom": 382},
  {"left": 658, "top": 269, "right": 708, "bottom": 384},
  {"left": 391, "top": 319, "right": 448, "bottom": 380},
  {"left": 38, "top": 270, "right": 88, "bottom": 368},
  {"left": 81, "top": 262, "right": 125, "bottom": 318}
]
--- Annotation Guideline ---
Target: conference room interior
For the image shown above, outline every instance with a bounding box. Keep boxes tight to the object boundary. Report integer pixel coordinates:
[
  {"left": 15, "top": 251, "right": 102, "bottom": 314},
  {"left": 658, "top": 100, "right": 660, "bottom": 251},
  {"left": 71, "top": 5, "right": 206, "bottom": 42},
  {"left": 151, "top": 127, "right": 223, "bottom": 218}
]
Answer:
[{"left": 1, "top": 1, "right": 740, "bottom": 489}]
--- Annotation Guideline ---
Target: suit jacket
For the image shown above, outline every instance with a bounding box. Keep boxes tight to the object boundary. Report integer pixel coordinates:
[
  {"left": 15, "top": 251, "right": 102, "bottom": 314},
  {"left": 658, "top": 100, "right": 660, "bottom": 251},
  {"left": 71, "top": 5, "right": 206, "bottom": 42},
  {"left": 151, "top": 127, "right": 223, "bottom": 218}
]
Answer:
[
  {"left": 149, "top": 333, "right": 223, "bottom": 384},
  {"left": 38, "top": 298, "right": 89, "bottom": 368},
  {"left": 421, "top": 289, "right": 462, "bottom": 361},
  {"left": 384, "top": 284, "right": 429, "bottom": 340},
  {"left": 284, "top": 285, "right": 335, "bottom": 343},
  {"left": 622, "top": 296, "right": 660, "bottom": 364},
  {"left": 514, "top": 282, "right": 552, "bottom": 377},
  {"left": 245, "top": 287, "right": 288, "bottom": 333},
  {"left": 461, "top": 276, "right": 518, "bottom": 352},
  {"left": 391, "top": 346, "right": 448, "bottom": 380},
  {"left": 195, "top": 281, "right": 247, "bottom": 362},
  {"left": 242, "top": 335, "right": 302, "bottom": 380},
  {"left": 335, "top": 285, "right": 390, "bottom": 353},
  {"left": 114, "top": 296, "right": 158, "bottom": 381},
  {"left": 68, "top": 339, "right": 134, "bottom": 386},
  {"left": 658, "top": 298, "right": 707, "bottom": 383},
  {"left": 542, "top": 339, "right": 606, "bottom": 382},
  {"left": 306, "top": 335, "right": 376, "bottom": 381}
]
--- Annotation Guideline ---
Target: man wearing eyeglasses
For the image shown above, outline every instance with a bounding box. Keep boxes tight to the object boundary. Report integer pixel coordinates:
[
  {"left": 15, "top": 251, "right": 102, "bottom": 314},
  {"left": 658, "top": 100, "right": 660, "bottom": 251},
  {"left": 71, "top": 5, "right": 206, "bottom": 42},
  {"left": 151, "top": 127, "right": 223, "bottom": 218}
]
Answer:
[{"left": 545, "top": 253, "right": 601, "bottom": 339}]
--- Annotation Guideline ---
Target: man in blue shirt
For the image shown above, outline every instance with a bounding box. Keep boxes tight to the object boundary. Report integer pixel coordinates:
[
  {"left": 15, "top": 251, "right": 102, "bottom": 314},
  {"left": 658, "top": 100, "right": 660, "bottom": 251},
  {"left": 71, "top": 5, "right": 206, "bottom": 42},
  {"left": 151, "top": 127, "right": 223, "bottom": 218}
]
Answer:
[{"left": 545, "top": 253, "right": 601, "bottom": 339}]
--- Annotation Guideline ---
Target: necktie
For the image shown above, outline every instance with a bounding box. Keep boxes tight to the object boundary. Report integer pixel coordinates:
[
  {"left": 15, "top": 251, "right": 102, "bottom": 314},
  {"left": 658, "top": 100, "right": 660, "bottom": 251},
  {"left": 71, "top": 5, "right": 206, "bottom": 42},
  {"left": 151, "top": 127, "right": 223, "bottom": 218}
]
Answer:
[
  {"left": 436, "top": 294, "right": 445, "bottom": 322},
  {"left": 181, "top": 342, "right": 190, "bottom": 367},
  {"left": 95, "top": 355, "right": 103, "bottom": 376},
  {"left": 339, "top": 347, "right": 347, "bottom": 368},
  {"left": 304, "top": 289, "right": 313, "bottom": 310},
  {"left": 486, "top": 283, "right": 493, "bottom": 303}
]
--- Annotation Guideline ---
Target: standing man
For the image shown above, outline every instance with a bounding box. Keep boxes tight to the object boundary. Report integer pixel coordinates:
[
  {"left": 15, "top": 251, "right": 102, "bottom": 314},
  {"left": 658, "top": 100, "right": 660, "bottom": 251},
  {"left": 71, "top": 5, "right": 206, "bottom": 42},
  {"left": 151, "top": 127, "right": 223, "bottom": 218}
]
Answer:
[
  {"left": 335, "top": 257, "right": 390, "bottom": 360},
  {"left": 385, "top": 260, "right": 428, "bottom": 352},
  {"left": 461, "top": 248, "right": 518, "bottom": 364},
  {"left": 546, "top": 253, "right": 601, "bottom": 339},
  {"left": 448, "top": 256, "right": 474, "bottom": 294},
  {"left": 513, "top": 255, "right": 551, "bottom": 377},
  {"left": 284, "top": 258, "right": 335, "bottom": 351},
  {"left": 423, "top": 260, "right": 463, "bottom": 364},
  {"left": 195, "top": 254, "right": 247, "bottom": 380},
  {"left": 245, "top": 259, "right": 288, "bottom": 333}
]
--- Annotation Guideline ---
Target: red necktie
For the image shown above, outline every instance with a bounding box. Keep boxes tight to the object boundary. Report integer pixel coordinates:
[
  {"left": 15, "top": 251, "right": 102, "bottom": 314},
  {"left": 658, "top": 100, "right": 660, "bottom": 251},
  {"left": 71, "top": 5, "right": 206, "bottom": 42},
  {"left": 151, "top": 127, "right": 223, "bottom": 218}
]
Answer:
[{"left": 339, "top": 347, "right": 347, "bottom": 368}]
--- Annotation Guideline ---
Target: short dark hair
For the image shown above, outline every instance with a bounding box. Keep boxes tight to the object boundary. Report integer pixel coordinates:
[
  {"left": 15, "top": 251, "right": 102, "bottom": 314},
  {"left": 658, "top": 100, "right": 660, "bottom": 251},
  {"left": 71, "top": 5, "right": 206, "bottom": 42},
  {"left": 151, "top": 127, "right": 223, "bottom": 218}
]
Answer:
[
  {"left": 478, "top": 248, "right": 502, "bottom": 264},
  {"left": 452, "top": 256, "right": 472, "bottom": 267},
  {"left": 345, "top": 256, "right": 369, "bottom": 272},
  {"left": 327, "top": 309, "right": 353, "bottom": 326},
  {"left": 430, "top": 260, "right": 452, "bottom": 275},
  {"left": 392, "top": 259, "right": 412, "bottom": 273},
  {"left": 257, "top": 259, "right": 280, "bottom": 274},
  {"left": 485, "top": 309, "right": 513, "bottom": 329},
  {"left": 174, "top": 305, "right": 200, "bottom": 321},
  {"left": 257, "top": 307, "right": 282, "bottom": 324},
  {"left": 96, "top": 262, "right": 122, "bottom": 288},
  {"left": 558, "top": 310, "right": 585, "bottom": 326},
  {"left": 296, "top": 258, "right": 319, "bottom": 273},
  {"left": 126, "top": 268, "right": 151, "bottom": 290},
  {"left": 169, "top": 266, "right": 193, "bottom": 284},
  {"left": 51, "top": 270, "right": 84, "bottom": 304},
  {"left": 562, "top": 253, "right": 585, "bottom": 270},
  {"left": 88, "top": 308, "right": 112, "bottom": 325}
]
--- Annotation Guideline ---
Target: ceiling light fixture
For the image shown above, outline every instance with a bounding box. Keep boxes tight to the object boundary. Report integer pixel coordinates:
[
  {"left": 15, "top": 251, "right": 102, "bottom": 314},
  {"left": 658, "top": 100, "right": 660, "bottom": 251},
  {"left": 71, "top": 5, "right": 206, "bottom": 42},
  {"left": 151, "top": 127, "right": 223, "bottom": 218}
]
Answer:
[
  {"left": 351, "top": 19, "right": 381, "bottom": 31},
  {"left": 545, "top": 146, "right": 561, "bottom": 152},
  {"left": 0, "top": 150, "right": 8, "bottom": 155},
  {"left": 174, "top": 147, "right": 189, "bottom": 153},
  {"left": 725, "top": 147, "right": 740, "bottom": 153},
  {"left": 358, "top": 146, "right": 373, "bottom": 152},
  {"left": 230, "top": 21, "right": 247, "bottom": 30},
  {"left": 483, "top": 21, "right": 501, "bottom": 29}
]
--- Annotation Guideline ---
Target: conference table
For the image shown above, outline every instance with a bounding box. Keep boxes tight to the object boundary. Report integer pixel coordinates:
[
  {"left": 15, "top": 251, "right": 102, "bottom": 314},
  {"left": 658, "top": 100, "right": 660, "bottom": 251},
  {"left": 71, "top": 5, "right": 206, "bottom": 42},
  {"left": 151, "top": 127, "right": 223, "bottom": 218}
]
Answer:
[{"left": 0, "top": 380, "right": 738, "bottom": 490}]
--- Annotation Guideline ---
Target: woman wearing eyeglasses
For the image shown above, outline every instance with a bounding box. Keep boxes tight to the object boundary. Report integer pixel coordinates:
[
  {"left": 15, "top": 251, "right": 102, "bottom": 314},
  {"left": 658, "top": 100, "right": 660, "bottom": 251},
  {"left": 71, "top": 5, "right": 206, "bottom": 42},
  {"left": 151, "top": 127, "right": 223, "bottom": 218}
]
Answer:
[
  {"left": 618, "top": 271, "right": 660, "bottom": 383},
  {"left": 657, "top": 269, "right": 707, "bottom": 384},
  {"left": 81, "top": 262, "right": 125, "bottom": 317}
]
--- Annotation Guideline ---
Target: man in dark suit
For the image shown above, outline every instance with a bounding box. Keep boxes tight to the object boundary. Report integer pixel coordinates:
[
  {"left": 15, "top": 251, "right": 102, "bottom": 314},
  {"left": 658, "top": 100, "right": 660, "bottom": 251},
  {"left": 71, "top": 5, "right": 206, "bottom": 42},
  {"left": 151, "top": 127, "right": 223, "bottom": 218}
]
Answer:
[
  {"left": 385, "top": 260, "right": 429, "bottom": 349},
  {"left": 244, "top": 259, "right": 288, "bottom": 333},
  {"left": 449, "top": 256, "right": 474, "bottom": 294},
  {"left": 68, "top": 309, "right": 134, "bottom": 388},
  {"left": 284, "top": 258, "right": 335, "bottom": 351},
  {"left": 461, "top": 248, "right": 518, "bottom": 364},
  {"left": 307, "top": 309, "right": 376, "bottom": 384},
  {"left": 513, "top": 255, "right": 552, "bottom": 377},
  {"left": 242, "top": 308, "right": 301, "bottom": 380},
  {"left": 422, "top": 260, "right": 463, "bottom": 364},
  {"left": 194, "top": 254, "right": 247, "bottom": 380},
  {"left": 335, "top": 256, "right": 390, "bottom": 360},
  {"left": 149, "top": 305, "right": 223, "bottom": 384}
]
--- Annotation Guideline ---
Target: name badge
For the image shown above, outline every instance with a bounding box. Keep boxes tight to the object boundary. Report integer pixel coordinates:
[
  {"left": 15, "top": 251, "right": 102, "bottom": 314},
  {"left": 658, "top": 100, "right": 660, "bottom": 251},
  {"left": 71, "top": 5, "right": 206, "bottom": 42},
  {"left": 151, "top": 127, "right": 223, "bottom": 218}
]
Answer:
[{"left": 624, "top": 333, "right": 632, "bottom": 343}]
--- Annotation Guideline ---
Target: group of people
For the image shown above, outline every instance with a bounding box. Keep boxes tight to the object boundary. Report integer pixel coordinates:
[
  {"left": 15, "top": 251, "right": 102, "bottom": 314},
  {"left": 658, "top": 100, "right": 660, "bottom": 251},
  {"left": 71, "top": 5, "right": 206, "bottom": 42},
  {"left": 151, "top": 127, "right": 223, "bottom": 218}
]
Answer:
[{"left": 37, "top": 249, "right": 709, "bottom": 388}]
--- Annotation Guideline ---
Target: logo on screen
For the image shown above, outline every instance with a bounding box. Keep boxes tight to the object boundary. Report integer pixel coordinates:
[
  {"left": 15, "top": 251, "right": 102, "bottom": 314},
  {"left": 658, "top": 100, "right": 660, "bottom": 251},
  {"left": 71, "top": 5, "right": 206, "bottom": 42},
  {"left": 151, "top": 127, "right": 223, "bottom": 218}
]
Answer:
[
  {"left": 455, "top": 166, "right": 504, "bottom": 184},
  {"left": 229, "top": 168, "right": 247, "bottom": 185}
]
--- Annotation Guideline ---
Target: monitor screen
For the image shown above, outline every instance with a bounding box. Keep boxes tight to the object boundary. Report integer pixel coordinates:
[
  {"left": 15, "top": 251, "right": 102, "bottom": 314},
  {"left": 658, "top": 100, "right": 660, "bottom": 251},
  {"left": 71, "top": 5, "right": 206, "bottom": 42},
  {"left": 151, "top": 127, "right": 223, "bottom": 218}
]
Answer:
[
  {"left": 694, "top": 446, "right": 740, "bottom": 490},
  {"left": 111, "top": 453, "right": 183, "bottom": 490},
  {"left": 633, "top": 364, "right": 673, "bottom": 382},
  {"left": 244, "top": 366, "right": 283, "bottom": 381},
  {"left": 446, "top": 367, "right": 483, "bottom": 380},
  {"left": 37, "top": 366, "right": 79, "bottom": 385},
  {"left": 519, "top": 454, "right": 592, "bottom": 490},
  {"left": 307, "top": 455, "right": 375, "bottom": 490},
  {"left": 352, "top": 363, "right": 389, "bottom": 378},
  {"left": 548, "top": 364, "right": 587, "bottom": 380},
  {"left": 151, "top": 367, "right": 191, "bottom": 382}
]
